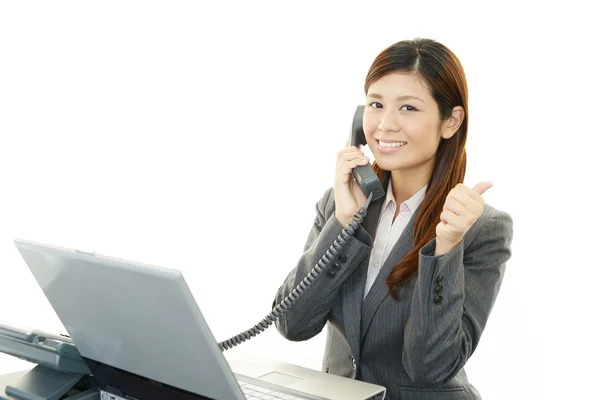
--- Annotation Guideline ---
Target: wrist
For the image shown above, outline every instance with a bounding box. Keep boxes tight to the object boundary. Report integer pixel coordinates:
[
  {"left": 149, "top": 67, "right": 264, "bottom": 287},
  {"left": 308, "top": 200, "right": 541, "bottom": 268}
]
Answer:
[
  {"left": 335, "top": 211, "right": 353, "bottom": 228},
  {"left": 435, "top": 238, "right": 460, "bottom": 256}
]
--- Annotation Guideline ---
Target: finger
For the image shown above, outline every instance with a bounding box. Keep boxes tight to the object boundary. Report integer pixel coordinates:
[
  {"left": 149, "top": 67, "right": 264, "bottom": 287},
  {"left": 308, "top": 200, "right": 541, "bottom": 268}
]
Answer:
[
  {"left": 336, "top": 147, "right": 360, "bottom": 170},
  {"left": 335, "top": 158, "right": 370, "bottom": 183},
  {"left": 439, "top": 210, "right": 464, "bottom": 233},
  {"left": 449, "top": 188, "right": 484, "bottom": 215},
  {"left": 448, "top": 188, "right": 473, "bottom": 207},
  {"left": 341, "top": 152, "right": 366, "bottom": 161},
  {"left": 338, "top": 146, "right": 360, "bottom": 155},
  {"left": 440, "top": 209, "right": 457, "bottom": 223},
  {"left": 472, "top": 181, "right": 493, "bottom": 195},
  {"left": 345, "top": 158, "right": 369, "bottom": 169},
  {"left": 336, "top": 147, "right": 359, "bottom": 163},
  {"left": 337, "top": 152, "right": 367, "bottom": 173},
  {"left": 456, "top": 182, "right": 491, "bottom": 202},
  {"left": 443, "top": 197, "right": 469, "bottom": 216}
]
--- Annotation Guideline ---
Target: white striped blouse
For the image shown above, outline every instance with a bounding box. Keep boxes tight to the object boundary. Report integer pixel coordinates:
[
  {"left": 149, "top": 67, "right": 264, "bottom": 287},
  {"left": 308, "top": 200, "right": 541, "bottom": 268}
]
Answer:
[{"left": 364, "top": 179, "right": 428, "bottom": 299}]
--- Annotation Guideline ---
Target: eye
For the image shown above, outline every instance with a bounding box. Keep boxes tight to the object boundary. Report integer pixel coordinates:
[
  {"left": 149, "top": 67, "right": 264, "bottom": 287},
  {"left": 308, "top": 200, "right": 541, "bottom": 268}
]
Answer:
[
  {"left": 368, "top": 101, "right": 383, "bottom": 109},
  {"left": 400, "top": 105, "right": 418, "bottom": 111}
]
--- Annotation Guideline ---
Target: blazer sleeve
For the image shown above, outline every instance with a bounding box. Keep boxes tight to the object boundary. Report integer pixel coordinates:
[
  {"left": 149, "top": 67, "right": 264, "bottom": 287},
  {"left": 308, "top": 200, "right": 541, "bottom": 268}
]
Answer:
[
  {"left": 402, "top": 205, "right": 514, "bottom": 387},
  {"left": 274, "top": 188, "right": 374, "bottom": 342}
]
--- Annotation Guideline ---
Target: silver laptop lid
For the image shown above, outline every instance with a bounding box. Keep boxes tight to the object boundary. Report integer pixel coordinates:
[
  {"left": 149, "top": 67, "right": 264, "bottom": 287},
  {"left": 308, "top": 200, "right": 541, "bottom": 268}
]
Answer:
[{"left": 14, "top": 238, "right": 245, "bottom": 400}]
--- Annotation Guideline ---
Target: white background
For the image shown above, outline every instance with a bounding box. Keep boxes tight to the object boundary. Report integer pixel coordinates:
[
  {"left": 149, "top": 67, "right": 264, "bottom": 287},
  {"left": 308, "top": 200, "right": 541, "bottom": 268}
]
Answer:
[{"left": 1, "top": 1, "right": 598, "bottom": 399}]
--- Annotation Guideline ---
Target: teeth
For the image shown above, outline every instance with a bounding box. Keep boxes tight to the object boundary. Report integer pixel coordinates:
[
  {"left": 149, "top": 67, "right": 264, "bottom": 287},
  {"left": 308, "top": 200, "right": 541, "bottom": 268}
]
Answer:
[{"left": 379, "top": 141, "right": 407, "bottom": 148}]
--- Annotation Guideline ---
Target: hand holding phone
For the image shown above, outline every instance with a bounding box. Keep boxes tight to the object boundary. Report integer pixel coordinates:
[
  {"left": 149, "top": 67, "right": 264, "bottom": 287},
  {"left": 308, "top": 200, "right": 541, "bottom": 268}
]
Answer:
[
  {"left": 334, "top": 106, "right": 385, "bottom": 226},
  {"left": 334, "top": 145, "right": 371, "bottom": 227}
]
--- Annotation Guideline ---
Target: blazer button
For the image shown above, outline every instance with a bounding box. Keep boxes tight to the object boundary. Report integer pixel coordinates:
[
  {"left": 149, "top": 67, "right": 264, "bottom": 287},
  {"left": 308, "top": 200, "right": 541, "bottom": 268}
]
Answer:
[
  {"left": 434, "top": 295, "right": 443, "bottom": 305},
  {"left": 435, "top": 284, "right": 443, "bottom": 294},
  {"left": 326, "top": 270, "right": 336, "bottom": 278},
  {"left": 351, "top": 357, "right": 356, "bottom": 370},
  {"left": 436, "top": 275, "right": 444, "bottom": 284},
  {"left": 332, "top": 262, "right": 341, "bottom": 271},
  {"left": 338, "top": 254, "right": 347, "bottom": 263}
]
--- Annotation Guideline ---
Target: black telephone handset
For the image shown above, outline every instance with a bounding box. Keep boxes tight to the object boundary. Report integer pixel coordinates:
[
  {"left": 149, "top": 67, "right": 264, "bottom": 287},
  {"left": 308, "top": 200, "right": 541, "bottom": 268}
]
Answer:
[
  {"left": 349, "top": 105, "right": 385, "bottom": 201},
  {"left": 218, "top": 106, "right": 380, "bottom": 352}
]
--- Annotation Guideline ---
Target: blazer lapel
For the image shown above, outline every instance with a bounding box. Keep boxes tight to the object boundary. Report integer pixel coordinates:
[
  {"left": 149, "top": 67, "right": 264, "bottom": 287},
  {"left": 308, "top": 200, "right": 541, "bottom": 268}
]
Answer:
[
  {"left": 341, "top": 183, "right": 386, "bottom": 362},
  {"left": 360, "top": 205, "right": 419, "bottom": 342}
]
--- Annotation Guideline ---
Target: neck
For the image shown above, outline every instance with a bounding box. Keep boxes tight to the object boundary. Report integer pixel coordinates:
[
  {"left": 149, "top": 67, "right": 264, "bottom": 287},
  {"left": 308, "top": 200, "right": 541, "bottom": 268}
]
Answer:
[{"left": 389, "top": 166, "right": 431, "bottom": 205}]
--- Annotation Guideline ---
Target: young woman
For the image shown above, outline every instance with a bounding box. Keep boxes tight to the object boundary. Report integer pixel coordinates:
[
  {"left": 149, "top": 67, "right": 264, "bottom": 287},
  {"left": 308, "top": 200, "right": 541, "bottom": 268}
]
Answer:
[{"left": 273, "top": 38, "right": 513, "bottom": 400}]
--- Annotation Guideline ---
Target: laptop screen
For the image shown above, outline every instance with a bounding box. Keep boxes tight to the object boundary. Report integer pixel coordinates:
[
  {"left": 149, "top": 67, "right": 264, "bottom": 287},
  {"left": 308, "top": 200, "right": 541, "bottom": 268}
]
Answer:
[{"left": 14, "top": 239, "right": 245, "bottom": 400}]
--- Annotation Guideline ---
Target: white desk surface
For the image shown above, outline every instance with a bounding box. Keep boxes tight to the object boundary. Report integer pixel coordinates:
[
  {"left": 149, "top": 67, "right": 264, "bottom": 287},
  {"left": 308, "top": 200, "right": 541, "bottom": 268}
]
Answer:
[{"left": 0, "top": 370, "right": 28, "bottom": 400}]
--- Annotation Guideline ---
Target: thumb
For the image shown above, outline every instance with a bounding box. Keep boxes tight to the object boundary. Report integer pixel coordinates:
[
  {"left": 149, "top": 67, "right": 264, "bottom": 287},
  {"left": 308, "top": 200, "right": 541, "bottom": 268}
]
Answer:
[{"left": 472, "top": 181, "right": 493, "bottom": 195}]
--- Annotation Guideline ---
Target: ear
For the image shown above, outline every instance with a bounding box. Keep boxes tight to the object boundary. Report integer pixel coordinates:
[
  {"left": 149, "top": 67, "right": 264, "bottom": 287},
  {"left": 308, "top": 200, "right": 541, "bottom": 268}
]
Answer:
[{"left": 441, "top": 106, "right": 465, "bottom": 139}]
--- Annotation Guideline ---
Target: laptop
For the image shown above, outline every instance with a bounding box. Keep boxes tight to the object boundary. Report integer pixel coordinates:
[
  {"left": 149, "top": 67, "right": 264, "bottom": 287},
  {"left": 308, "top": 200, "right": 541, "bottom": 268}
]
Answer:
[{"left": 13, "top": 239, "right": 386, "bottom": 400}]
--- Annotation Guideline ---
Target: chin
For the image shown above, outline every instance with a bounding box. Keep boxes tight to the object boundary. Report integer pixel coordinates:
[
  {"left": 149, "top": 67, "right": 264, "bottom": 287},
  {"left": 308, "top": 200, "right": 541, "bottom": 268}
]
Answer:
[
  {"left": 375, "top": 154, "right": 437, "bottom": 177},
  {"left": 372, "top": 154, "right": 407, "bottom": 171}
]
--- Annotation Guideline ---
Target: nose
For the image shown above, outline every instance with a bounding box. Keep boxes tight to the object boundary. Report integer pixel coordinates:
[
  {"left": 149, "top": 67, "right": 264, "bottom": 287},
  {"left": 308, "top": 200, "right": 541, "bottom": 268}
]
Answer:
[{"left": 377, "top": 109, "right": 400, "bottom": 132}]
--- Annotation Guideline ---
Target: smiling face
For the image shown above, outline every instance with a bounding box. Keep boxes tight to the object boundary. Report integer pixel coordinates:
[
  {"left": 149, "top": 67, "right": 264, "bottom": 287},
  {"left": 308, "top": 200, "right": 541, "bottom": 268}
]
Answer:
[{"left": 363, "top": 71, "right": 462, "bottom": 183}]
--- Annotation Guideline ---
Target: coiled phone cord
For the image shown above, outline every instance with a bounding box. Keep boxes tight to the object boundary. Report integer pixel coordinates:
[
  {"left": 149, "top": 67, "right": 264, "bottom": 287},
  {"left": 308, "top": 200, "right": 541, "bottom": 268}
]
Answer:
[{"left": 218, "top": 192, "right": 374, "bottom": 351}]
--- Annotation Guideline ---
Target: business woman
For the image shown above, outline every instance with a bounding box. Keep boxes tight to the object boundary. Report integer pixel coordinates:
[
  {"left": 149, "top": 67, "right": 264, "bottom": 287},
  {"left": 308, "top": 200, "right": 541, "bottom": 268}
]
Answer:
[{"left": 273, "top": 38, "right": 513, "bottom": 400}]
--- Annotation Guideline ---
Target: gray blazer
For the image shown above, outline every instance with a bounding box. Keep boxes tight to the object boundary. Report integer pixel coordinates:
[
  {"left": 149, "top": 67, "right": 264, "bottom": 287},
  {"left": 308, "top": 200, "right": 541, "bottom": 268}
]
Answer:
[{"left": 273, "top": 181, "right": 513, "bottom": 400}]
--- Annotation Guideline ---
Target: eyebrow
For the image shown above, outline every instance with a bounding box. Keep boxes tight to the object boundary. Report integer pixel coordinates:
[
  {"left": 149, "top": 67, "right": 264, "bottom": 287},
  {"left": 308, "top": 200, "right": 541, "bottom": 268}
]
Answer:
[{"left": 367, "top": 93, "right": 425, "bottom": 103}]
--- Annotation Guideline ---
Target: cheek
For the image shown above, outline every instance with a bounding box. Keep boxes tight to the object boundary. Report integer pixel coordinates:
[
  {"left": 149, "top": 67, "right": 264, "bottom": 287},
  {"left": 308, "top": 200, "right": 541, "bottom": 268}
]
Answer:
[
  {"left": 405, "top": 121, "right": 440, "bottom": 146},
  {"left": 362, "top": 120, "right": 379, "bottom": 141}
]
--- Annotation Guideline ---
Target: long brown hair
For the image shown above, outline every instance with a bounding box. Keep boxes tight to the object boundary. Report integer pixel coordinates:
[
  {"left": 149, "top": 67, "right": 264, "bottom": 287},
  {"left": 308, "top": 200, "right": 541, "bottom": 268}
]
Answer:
[{"left": 364, "top": 38, "right": 469, "bottom": 299}]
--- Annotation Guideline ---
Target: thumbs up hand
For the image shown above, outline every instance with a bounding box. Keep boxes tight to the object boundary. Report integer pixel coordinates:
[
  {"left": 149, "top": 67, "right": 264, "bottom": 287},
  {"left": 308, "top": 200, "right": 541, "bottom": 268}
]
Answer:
[{"left": 434, "top": 182, "right": 493, "bottom": 256}]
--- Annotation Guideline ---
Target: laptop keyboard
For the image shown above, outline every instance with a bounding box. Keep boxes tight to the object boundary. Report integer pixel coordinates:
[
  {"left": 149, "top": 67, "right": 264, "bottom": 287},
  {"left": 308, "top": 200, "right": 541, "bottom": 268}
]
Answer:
[{"left": 239, "top": 381, "right": 307, "bottom": 399}]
